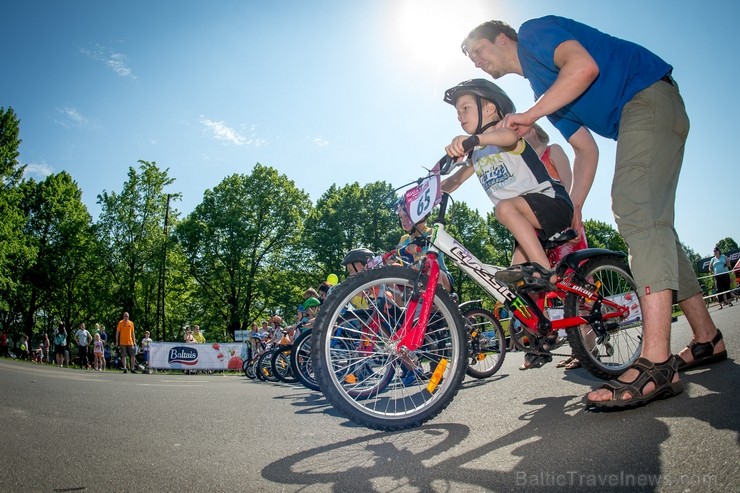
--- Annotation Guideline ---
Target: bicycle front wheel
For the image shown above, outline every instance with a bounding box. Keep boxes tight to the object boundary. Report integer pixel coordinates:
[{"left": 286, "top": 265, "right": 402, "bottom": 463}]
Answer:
[
  {"left": 564, "top": 255, "right": 643, "bottom": 379},
  {"left": 461, "top": 307, "right": 506, "bottom": 379},
  {"left": 258, "top": 349, "right": 280, "bottom": 382},
  {"left": 290, "top": 330, "right": 319, "bottom": 391},
  {"left": 312, "top": 266, "right": 468, "bottom": 431},
  {"left": 271, "top": 345, "right": 297, "bottom": 383}
]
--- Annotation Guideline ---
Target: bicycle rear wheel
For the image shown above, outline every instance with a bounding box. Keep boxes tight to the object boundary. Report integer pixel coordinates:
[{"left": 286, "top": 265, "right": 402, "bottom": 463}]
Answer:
[
  {"left": 258, "top": 349, "right": 280, "bottom": 382},
  {"left": 564, "top": 255, "right": 643, "bottom": 379},
  {"left": 290, "top": 329, "right": 319, "bottom": 391},
  {"left": 243, "top": 358, "right": 257, "bottom": 379},
  {"left": 461, "top": 307, "right": 506, "bottom": 379},
  {"left": 312, "top": 266, "right": 468, "bottom": 431},
  {"left": 271, "top": 345, "right": 297, "bottom": 383}
]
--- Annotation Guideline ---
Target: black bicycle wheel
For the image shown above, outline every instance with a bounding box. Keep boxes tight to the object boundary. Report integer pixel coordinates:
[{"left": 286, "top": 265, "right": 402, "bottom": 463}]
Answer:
[
  {"left": 258, "top": 349, "right": 280, "bottom": 382},
  {"left": 564, "top": 255, "right": 643, "bottom": 379},
  {"left": 271, "top": 345, "right": 298, "bottom": 383},
  {"left": 461, "top": 307, "right": 506, "bottom": 378},
  {"left": 244, "top": 358, "right": 257, "bottom": 379},
  {"left": 312, "top": 265, "right": 468, "bottom": 431},
  {"left": 290, "top": 329, "right": 319, "bottom": 391}
]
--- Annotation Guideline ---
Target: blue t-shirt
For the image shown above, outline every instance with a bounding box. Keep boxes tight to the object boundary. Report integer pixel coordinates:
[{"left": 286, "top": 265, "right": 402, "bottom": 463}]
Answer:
[
  {"left": 518, "top": 15, "right": 672, "bottom": 141},
  {"left": 710, "top": 255, "right": 730, "bottom": 274}
]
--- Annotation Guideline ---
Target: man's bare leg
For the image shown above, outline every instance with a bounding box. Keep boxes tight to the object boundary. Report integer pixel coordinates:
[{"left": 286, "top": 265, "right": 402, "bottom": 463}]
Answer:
[
  {"left": 676, "top": 293, "right": 725, "bottom": 364},
  {"left": 587, "top": 289, "right": 679, "bottom": 403}
]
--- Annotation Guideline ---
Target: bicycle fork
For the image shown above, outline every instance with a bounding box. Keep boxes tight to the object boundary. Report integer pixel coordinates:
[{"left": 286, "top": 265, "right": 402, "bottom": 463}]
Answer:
[{"left": 392, "top": 252, "right": 442, "bottom": 368}]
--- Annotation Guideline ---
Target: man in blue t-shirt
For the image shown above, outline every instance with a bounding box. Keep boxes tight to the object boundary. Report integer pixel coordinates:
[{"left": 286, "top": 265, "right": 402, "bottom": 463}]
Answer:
[{"left": 459, "top": 16, "right": 725, "bottom": 409}]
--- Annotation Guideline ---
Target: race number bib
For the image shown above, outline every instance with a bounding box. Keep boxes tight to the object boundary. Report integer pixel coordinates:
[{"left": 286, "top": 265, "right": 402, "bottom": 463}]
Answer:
[{"left": 404, "top": 173, "right": 441, "bottom": 224}]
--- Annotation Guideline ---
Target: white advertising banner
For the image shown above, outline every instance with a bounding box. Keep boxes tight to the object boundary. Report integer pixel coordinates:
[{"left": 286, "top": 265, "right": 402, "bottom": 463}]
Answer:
[{"left": 149, "top": 342, "right": 249, "bottom": 370}]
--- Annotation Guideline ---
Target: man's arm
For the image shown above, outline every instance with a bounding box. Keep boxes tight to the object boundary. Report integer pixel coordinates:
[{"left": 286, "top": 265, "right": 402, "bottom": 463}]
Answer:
[
  {"left": 504, "top": 40, "right": 599, "bottom": 134},
  {"left": 567, "top": 126, "right": 599, "bottom": 233}
]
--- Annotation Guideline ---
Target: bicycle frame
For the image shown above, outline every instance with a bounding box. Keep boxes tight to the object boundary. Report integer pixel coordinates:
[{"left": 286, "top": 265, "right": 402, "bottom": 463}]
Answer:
[{"left": 391, "top": 193, "right": 630, "bottom": 355}]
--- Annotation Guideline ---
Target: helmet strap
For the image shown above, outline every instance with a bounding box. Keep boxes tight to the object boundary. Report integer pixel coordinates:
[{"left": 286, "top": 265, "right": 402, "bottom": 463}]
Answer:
[{"left": 474, "top": 96, "right": 484, "bottom": 135}]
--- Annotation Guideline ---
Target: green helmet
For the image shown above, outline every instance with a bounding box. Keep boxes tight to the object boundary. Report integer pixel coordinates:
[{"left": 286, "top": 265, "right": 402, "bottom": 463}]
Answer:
[{"left": 304, "top": 297, "right": 321, "bottom": 308}]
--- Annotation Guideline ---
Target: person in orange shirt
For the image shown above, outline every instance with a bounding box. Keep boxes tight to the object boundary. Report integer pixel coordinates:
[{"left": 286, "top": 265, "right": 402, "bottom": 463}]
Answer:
[{"left": 116, "top": 312, "right": 137, "bottom": 374}]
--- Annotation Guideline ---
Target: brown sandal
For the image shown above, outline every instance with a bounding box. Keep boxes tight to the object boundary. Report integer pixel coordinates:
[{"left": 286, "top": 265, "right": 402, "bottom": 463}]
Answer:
[
  {"left": 564, "top": 358, "right": 581, "bottom": 370},
  {"left": 675, "top": 329, "right": 727, "bottom": 371},
  {"left": 556, "top": 356, "right": 575, "bottom": 368},
  {"left": 586, "top": 356, "right": 683, "bottom": 410}
]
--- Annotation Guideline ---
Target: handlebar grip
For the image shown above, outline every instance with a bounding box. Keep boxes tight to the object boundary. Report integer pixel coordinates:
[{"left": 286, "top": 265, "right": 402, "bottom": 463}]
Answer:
[{"left": 437, "top": 135, "right": 480, "bottom": 174}]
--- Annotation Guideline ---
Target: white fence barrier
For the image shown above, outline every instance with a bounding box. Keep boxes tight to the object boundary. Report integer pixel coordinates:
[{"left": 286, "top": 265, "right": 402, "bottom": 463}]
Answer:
[{"left": 697, "top": 267, "right": 739, "bottom": 302}]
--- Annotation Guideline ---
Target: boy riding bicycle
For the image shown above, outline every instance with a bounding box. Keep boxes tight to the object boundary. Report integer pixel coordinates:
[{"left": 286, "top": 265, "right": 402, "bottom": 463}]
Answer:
[{"left": 441, "top": 79, "right": 573, "bottom": 291}]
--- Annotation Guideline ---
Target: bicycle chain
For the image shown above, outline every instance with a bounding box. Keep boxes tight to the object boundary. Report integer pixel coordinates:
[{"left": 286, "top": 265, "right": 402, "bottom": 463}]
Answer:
[{"left": 509, "top": 330, "right": 572, "bottom": 358}]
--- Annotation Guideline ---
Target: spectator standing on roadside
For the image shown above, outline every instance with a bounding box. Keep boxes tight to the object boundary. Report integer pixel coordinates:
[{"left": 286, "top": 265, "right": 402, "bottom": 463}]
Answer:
[
  {"left": 43, "top": 332, "right": 50, "bottom": 363},
  {"left": 93, "top": 333, "right": 105, "bottom": 371},
  {"left": 183, "top": 327, "right": 196, "bottom": 343},
  {"left": 192, "top": 325, "right": 205, "bottom": 343},
  {"left": 709, "top": 247, "right": 733, "bottom": 309},
  {"left": 20, "top": 335, "right": 30, "bottom": 360},
  {"left": 54, "top": 323, "right": 67, "bottom": 367},
  {"left": 140, "top": 330, "right": 153, "bottom": 371},
  {"left": 116, "top": 312, "right": 137, "bottom": 373},
  {"left": 99, "top": 325, "right": 108, "bottom": 370},
  {"left": 75, "top": 322, "right": 92, "bottom": 369},
  {"left": 0, "top": 330, "right": 8, "bottom": 358}
]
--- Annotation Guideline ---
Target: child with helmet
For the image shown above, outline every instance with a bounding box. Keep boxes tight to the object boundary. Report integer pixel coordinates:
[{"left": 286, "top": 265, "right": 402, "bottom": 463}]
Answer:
[{"left": 441, "top": 79, "right": 573, "bottom": 291}]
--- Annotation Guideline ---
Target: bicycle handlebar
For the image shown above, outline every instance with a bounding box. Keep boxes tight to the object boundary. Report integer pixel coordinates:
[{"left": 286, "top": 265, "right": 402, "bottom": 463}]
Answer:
[{"left": 436, "top": 135, "right": 479, "bottom": 175}]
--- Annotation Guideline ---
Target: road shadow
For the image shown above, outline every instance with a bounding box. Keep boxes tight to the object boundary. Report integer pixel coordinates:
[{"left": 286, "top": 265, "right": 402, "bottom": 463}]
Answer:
[{"left": 261, "top": 357, "right": 738, "bottom": 492}]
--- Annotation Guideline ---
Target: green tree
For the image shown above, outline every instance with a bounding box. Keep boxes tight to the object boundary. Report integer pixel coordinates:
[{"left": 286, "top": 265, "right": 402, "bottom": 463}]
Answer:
[
  {"left": 0, "top": 107, "right": 28, "bottom": 323},
  {"left": 445, "top": 202, "right": 493, "bottom": 304},
  {"left": 484, "top": 212, "right": 515, "bottom": 267},
  {"left": 583, "top": 219, "right": 627, "bottom": 253},
  {"left": 304, "top": 181, "right": 398, "bottom": 279},
  {"left": 176, "top": 164, "right": 311, "bottom": 337},
  {"left": 16, "top": 172, "right": 97, "bottom": 336},
  {"left": 714, "top": 237, "right": 738, "bottom": 255},
  {"left": 96, "top": 161, "right": 179, "bottom": 337}
]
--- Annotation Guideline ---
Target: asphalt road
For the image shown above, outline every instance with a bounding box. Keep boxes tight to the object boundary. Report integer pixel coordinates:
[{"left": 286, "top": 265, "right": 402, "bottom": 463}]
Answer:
[{"left": 1, "top": 305, "right": 738, "bottom": 493}]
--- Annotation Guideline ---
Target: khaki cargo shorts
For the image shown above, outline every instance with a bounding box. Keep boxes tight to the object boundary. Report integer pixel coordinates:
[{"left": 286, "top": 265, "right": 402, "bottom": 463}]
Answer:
[{"left": 612, "top": 77, "right": 700, "bottom": 301}]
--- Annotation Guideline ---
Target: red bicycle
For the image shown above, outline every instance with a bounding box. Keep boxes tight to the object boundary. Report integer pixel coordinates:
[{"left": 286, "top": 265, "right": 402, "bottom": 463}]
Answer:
[{"left": 312, "top": 139, "right": 642, "bottom": 430}]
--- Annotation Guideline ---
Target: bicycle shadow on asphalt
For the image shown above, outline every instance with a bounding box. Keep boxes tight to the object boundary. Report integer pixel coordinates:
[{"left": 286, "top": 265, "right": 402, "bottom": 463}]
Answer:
[
  {"left": 261, "top": 394, "right": 666, "bottom": 492},
  {"left": 459, "top": 373, "right": 508, "bottom": 390},
  {"left": 261, "top": 361, "right": 738, "bottom": 492}
]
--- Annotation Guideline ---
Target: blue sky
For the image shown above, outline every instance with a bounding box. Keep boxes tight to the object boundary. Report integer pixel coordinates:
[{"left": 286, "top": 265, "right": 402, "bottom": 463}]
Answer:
[{"left": 3, "top": 0, "right": 738, "bottom": 257}]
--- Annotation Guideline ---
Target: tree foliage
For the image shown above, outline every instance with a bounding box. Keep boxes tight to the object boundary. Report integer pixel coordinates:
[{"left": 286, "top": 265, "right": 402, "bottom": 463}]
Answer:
[
  {"left": 0, "top": 107, "right": 29, "bottom": 320},
  {"left": 583, "top": 219, "right": 627, "bottom": 253},
  {"left": 176, "top": 164, "right": 311, "bottom": 336},
  {"left": 96, "top": 161, "right": 178, "bottom": 337},
  {"left": 303, "top": 181, "right": 398, "bottom": 279}
]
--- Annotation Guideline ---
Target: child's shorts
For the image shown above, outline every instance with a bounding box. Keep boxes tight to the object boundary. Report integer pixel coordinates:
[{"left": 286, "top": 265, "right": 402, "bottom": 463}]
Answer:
[{"left": 521, "top": 194, "right": 573, "bottom": 239}]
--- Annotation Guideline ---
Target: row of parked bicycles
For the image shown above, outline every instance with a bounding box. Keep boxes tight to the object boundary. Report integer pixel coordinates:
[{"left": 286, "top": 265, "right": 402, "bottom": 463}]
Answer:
[{"left": 244, "top": 297, "right": 507, "bottom": 389}]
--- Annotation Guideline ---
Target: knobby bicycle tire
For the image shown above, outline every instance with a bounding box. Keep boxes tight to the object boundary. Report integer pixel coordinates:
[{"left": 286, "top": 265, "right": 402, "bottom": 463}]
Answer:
[
  {"left": 258, "top": 349, "right": 280, "bottom": 382},
  {"left": 271, "top": 345, "right": 298, "bottom": 383},
  {"left": 290, "top": 329, "right": 320, "bottom": 391},
  {"left": 564, "top": 255, "right": 643, "bottom": 379},
  {"left": 461, "top": 306, "right": 506, "bottom": 378},
  {"left": 311, "top": 265, "right": 468, "bottom": 431}
]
